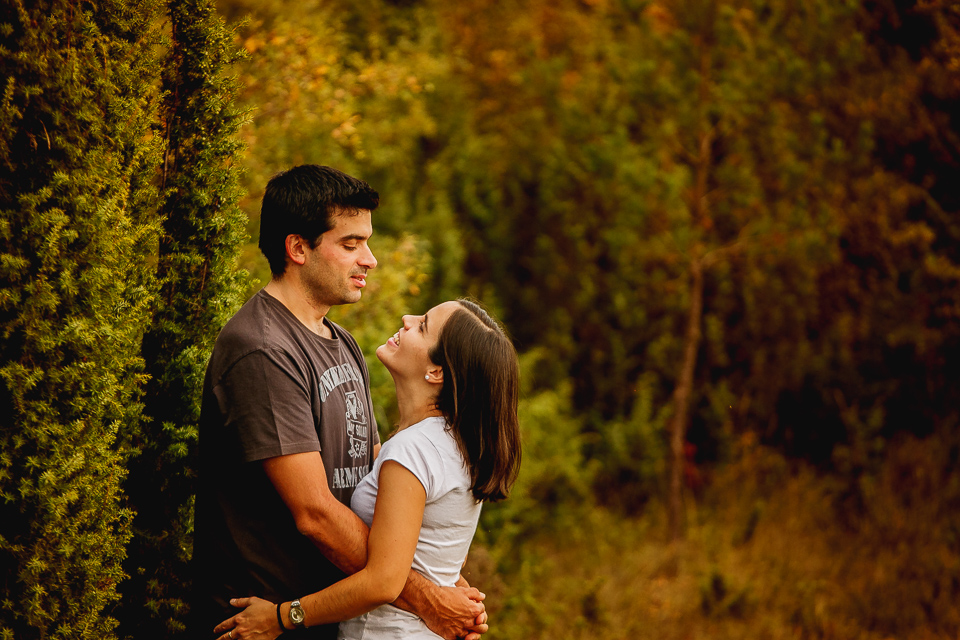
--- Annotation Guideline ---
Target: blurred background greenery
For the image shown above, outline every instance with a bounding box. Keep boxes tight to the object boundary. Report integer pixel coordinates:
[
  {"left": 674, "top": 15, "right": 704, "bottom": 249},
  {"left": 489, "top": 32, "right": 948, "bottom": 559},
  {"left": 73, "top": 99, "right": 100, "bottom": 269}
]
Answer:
[
  {"left": 217, "top": 0, "right": 960, "bottom": 637},
  {"left": 2, "top": 0, "right": 959, "bottom": 638}
]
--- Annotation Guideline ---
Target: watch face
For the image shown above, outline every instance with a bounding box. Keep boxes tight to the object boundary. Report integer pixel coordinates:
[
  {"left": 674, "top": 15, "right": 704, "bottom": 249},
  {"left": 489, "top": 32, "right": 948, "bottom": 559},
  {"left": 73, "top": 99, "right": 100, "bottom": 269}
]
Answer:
[{"left": 290, "top": 602, "right": 305, "bottom": 624}]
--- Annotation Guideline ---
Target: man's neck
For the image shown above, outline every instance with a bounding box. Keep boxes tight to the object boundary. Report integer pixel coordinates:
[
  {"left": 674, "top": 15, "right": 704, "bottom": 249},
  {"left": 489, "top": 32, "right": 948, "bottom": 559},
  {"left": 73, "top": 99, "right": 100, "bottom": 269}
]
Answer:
[{"left": 264, "top": 278, "right": 332, "bottom": 338}]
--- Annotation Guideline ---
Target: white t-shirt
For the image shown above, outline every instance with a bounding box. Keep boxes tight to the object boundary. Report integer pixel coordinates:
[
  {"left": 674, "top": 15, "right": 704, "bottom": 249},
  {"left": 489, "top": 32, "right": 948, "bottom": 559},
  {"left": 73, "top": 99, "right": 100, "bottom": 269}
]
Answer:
[{"left": 337, "top": 416, "right": 482, "bottom": 639}]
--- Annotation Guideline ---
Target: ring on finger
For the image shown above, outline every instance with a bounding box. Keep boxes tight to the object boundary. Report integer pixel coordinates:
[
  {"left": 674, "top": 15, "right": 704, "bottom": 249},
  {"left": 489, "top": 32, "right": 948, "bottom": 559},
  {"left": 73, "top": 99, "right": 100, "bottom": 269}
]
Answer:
[{"left": 229, "top": 632, "right": 233, "bottom": 639}]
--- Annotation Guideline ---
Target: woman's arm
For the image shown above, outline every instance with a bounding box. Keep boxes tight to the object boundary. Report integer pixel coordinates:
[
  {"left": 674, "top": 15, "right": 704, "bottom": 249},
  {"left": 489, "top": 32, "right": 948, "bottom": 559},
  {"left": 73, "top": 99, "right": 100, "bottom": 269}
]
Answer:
[
  {"left": 296, "top": 460, "right": 426, "bottom": 622},
  {"left": 214, "top": 460, "right": 425, "bottom": 640}
]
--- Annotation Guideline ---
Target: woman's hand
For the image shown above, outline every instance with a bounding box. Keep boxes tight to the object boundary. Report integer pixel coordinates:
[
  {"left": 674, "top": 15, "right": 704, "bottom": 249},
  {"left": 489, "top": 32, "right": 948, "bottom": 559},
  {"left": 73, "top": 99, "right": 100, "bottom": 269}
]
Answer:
[{"left": 213, "top": 596, "right": 284, "bottom": 640}]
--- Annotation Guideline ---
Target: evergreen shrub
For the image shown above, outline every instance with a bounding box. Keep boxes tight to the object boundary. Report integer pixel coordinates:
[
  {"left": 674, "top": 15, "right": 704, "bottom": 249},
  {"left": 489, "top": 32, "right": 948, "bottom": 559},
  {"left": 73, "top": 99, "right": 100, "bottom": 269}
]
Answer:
[{"left": 0, "top": 0, "right": 162, "bottom": 637}]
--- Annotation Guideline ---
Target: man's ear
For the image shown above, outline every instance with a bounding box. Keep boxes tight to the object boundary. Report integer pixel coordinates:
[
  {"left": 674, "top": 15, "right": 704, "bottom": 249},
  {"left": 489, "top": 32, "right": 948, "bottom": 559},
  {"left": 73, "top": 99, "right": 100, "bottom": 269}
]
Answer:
[{"left": 285, "top": 234, "right": 308, "bottom": 266}]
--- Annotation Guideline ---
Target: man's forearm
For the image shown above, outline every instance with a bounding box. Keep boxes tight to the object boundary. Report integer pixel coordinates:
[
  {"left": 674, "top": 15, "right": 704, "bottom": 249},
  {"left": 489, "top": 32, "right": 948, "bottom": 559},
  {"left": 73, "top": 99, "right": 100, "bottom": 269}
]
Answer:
[
  {"left": 392, "top": 570, "right": 486, "bottom": 640},
  {"left": 264, "top": 453, "right": 372, "bottom": 577},
  {"left": 302, "top": 501, "right": 370, "bottom": 576},
  {"left": 392, "top": 567, "right": 435, "bottom": 616}
]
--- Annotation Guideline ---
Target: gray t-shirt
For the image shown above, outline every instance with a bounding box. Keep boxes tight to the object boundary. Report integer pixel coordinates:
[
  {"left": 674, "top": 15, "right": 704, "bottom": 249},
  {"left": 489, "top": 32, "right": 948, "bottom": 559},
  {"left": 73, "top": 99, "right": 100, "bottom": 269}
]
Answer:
[{"left": 192, "top": 289, "right": 380, "bottom": 639}]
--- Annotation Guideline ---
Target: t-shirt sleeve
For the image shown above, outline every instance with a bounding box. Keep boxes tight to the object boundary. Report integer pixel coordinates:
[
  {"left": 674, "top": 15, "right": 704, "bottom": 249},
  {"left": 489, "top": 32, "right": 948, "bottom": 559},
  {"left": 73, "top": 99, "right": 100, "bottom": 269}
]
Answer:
[
  {"left": 213, "top": 348, "right": 320, "bottom": 463},
  {"left": 378, "top": 430, "right": 444, "bottom": 501}
]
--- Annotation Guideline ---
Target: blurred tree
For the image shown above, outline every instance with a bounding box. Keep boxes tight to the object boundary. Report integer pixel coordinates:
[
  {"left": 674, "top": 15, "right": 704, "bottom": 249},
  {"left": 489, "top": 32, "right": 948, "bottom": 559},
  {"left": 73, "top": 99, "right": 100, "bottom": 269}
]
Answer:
[
  {"left": 434, "top": 0, "right": 862, "bottom": 533},
  {"left": 0, "top": 0, "right": 162, "bottom": 637},
  {"left": 217, "top": 0, "right": 960, "bottom": 530},
  {"left": 116, "top": 0, "right": 249, "bottom": 637},
  {"left": 648, "top": 0, "right": 865, "bottom": 539}
]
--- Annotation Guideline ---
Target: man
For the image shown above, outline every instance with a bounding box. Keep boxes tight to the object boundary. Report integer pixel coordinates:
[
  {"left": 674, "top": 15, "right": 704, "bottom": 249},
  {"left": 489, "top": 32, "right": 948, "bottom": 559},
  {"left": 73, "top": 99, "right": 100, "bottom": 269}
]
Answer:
[{"left": 192, "top": 165, "right": 486, "bottom": 639}]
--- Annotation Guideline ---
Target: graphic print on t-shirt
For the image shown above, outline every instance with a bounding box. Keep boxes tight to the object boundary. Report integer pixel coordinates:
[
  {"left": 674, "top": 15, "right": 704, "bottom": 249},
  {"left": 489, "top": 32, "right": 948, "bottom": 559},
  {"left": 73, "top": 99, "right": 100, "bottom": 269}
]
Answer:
[
  {"left": 344, "top": 390, "right": 369, "bottom": 459},
  {"left": 318, "top": 361, "right": 363, "bottom": 402},
  {"left": 319, "top": 359, "right": 372, "bottom": 491}
]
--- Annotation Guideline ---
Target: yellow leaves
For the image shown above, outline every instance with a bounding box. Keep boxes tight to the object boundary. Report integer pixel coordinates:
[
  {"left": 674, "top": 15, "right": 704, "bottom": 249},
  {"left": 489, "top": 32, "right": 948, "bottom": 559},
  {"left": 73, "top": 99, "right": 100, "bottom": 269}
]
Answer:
[
  {"left": 889, "top": 221, "right": 935, "bottom": 250},
  {"left": 924, "top": 253, "right": 960, "bottom": 281},
  {"left": 242, "top": 36, "right": 262, "bottom": 54},
  {"left": 644, "top": 3, "right": 676, "bottom": 35},
  {"left": 488, "top": 49, "right": 509, "bottom": 66},
  {"left": 330, "top": 114, "right": 360, "bottom": 141},
  {"left": 561, "top": 70, "right": 581, "bottom": 93}
]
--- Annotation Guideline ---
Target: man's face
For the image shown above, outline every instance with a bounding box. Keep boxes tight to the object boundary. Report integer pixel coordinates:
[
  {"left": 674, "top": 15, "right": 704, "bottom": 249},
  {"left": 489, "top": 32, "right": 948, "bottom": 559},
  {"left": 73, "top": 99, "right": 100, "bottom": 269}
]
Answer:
[{"left": 301, "top": 209, "right": 377, "bottom": 309}]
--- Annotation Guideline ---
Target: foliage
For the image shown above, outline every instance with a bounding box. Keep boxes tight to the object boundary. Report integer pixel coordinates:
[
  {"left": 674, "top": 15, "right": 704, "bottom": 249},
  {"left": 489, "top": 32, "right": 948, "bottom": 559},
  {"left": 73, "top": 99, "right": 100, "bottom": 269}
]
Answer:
[
  {"left": 477, "top": 351, "right": 596, "bottom": 555},
  {"left": 467, "top": 428, "right": 960, "bottom": 639},
  {"left": 787, "top": 0, "right": 960, "bottom": 467},
  {"left": 115, "top": 0, "right": 249, "bottom": 636},
  {"left": 221, "top": 0, "right": 960, "bottom": 538},
  {"left": 0, "top": 0, "right": 163, "bottom": 637},
  {"left": 222, "top": 0, "right": 470, "bottom": 302},
  {"left": 2, "top": 0, "right": 955, "bottom": 634}
]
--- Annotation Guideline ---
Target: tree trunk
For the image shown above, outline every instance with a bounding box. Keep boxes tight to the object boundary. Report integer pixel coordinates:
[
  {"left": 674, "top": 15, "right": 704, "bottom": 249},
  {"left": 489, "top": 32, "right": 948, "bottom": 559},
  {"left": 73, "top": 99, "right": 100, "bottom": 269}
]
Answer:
[{"left": 668, "top": 257, "right": 704, "bottom": 542}]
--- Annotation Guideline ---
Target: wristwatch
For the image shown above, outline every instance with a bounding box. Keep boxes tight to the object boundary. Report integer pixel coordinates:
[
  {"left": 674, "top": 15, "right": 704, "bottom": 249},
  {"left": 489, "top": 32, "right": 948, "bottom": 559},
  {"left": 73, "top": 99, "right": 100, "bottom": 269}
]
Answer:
[{"left": 289, "top": 598, "right": 306, "bottom": 628}]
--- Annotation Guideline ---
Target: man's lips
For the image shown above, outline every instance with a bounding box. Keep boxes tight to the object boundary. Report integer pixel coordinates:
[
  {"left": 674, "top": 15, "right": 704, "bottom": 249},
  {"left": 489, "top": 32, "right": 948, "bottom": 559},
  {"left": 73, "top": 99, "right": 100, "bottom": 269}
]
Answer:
[{"left": 351, "top": 273, "right": 367, "bottom": 287}]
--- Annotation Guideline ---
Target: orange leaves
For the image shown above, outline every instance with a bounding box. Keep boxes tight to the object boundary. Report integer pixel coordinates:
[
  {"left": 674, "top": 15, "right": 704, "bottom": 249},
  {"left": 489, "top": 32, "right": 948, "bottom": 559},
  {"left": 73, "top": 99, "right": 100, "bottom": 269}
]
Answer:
[{"left": 644, "top": 3, "right": 676, "bottom": 35}]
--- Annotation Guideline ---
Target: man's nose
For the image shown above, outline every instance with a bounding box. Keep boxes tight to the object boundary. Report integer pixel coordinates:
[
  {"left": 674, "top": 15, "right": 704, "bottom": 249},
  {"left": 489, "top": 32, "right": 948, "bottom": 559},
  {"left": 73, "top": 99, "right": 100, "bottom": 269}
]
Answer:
[{"left": 360, "top": 244, "right": 377, "bottom": 269}]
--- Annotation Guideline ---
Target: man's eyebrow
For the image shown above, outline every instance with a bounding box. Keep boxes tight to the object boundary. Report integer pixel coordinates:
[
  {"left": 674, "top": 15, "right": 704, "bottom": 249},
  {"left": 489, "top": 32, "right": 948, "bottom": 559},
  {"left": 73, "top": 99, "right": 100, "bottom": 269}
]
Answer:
[{"left": 339, "top": 233, "right": 370, "bottom": 242}]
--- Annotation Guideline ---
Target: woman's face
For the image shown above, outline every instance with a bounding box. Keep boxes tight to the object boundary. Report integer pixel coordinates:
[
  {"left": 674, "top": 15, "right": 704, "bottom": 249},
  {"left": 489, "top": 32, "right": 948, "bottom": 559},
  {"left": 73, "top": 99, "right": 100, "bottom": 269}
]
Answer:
[{"left": 376, "top": 300, "right": 461, "bottom": 380}]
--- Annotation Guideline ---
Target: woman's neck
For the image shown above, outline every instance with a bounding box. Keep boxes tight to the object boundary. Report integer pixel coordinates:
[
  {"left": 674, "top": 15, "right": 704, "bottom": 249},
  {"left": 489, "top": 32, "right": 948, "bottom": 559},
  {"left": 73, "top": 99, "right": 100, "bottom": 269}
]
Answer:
[{"left": 394, "top": 386, "right": 442, "bottom": 431}]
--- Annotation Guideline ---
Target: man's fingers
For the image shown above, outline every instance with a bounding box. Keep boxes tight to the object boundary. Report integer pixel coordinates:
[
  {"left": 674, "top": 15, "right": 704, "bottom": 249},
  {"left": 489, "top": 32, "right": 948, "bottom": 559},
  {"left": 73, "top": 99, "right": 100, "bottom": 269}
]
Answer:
[
  {"left": 212, "top": 615, "right": 238, "bottom": 634},
  {"left": 464, "top": 611, "right": 489, "bottom": 637},
  {"left": 467, "top": 621, "right": 489, "bottom": 633}
]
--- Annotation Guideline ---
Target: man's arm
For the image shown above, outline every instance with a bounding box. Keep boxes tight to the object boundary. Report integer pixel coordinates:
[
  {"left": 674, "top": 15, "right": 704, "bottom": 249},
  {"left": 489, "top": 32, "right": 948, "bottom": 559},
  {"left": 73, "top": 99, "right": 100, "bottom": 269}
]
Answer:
[
  {"left": 263, "top": 451, "right": 369, "bottom": 574},
  {"left": 394, "top": 571, "right": 488, "bottom": 640},
  {"left": 263, "top": 450, "right": 487, "bottom": 639}
]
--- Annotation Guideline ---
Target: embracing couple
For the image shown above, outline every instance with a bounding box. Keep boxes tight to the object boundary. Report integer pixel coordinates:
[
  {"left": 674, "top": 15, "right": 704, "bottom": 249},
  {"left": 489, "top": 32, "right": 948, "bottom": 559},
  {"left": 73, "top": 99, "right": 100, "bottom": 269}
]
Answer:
[{"left": 190, "top": 165, "right": 522, "bottom": 640}]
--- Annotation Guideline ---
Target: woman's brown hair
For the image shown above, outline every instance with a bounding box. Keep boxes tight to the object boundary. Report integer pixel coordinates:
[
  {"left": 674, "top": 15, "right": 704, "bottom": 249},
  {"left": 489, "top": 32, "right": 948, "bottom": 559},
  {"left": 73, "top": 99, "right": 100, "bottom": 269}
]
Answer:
[{"left": 429, "top": 299, "right": 521, "bottom": 502}]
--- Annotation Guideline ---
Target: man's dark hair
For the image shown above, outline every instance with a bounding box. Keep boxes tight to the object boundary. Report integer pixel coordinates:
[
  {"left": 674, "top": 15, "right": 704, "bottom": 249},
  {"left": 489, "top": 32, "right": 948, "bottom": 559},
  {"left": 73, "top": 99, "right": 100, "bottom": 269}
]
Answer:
[{"left": 258, "top": 164, "right": 380, "bottom": 276}]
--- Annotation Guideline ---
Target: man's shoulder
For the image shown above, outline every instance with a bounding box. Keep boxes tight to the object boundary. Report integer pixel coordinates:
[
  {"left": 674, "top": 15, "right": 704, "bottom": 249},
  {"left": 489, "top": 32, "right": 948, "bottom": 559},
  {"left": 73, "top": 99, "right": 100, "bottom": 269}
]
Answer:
[
  {"left": 216, "top": 292, "right": 270, "bottom": 348},
  {"left": 210, "top": 291, "right": 298, "bottom": 369}
]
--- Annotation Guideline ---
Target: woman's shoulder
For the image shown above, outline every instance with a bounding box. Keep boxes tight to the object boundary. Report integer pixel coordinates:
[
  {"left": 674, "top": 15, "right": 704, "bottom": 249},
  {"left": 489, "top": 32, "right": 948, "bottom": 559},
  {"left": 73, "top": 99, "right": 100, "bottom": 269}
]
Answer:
[
  {"left": 384, "top": 417, "right": 444, "bottom": 453},
  {"left": 382, "top": 418, "right": 464, "bottom": 479}
]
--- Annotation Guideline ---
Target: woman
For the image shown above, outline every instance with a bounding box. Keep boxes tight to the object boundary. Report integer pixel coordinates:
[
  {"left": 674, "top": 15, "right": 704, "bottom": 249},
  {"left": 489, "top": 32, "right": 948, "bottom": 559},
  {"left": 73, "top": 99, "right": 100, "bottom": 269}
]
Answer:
[{"left": 214, "top": 299, "right": 521, "bottom": 640}]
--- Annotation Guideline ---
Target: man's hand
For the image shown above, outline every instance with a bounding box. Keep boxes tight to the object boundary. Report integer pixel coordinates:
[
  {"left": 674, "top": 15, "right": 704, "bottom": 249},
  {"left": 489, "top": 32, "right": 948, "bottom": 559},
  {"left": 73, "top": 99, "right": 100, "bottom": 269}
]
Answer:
[{"left": 418, "top": 585, "right": 487, "bottom": 640}]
